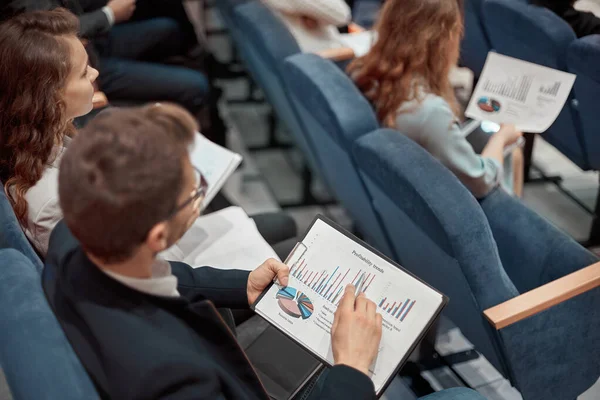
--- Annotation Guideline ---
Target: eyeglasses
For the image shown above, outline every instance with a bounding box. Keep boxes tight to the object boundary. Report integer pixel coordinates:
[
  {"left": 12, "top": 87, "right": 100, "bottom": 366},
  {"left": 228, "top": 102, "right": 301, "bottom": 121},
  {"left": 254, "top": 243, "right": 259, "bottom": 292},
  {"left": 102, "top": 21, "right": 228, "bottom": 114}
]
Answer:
[{"left": 166, "top": 166, "right": 208, "bottom": 220}]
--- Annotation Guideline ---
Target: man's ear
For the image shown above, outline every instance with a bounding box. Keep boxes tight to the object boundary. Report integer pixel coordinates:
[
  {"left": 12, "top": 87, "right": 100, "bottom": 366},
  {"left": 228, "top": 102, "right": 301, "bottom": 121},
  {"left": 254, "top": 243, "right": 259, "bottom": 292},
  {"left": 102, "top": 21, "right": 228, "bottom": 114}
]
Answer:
[{"left": 146, "top": 222, "right": 170, "bottom": 254}]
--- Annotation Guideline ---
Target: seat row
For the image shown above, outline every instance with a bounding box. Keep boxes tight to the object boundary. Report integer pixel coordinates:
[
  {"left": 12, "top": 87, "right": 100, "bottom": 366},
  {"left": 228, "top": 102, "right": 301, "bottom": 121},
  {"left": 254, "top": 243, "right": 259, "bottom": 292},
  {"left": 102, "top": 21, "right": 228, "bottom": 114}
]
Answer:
[
  {"left": 463, "top": 0, "right": 600, "bottom": 243},
  {"left": 216, "top": 1, "right": 600, "bottom": 399}
]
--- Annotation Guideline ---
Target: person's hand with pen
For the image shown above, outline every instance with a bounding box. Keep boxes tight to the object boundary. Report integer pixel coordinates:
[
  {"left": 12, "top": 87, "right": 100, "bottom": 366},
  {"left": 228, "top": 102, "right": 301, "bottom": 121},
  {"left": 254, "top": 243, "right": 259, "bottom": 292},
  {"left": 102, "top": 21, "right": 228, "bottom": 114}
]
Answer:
[
  {"left": 247, "top": 259, "right": 384, "bottom": 377},
  {"left": 331, "top": 284, "right": 383, "bottom": 375}
]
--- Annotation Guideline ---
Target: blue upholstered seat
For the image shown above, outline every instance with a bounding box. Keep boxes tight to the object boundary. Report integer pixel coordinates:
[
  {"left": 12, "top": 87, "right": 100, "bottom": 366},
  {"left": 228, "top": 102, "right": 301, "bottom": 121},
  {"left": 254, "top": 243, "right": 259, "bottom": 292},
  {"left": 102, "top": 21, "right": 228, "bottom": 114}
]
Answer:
[
  {"left": 282, "top": 53, "right": 394, "bottom": 257},
  {"left": 0, "top": 182, "right": 42, "bottom": 270},
  {"left": 461, "top": 0, "right": 493, "bottom": 77},
  {"left": 0, "top": 248, "right": 98, "bottom": 399},
  {"left": 353, "top": 129, "right": 600, "bottom": 400},
  {"left": 567, "top": 35, "right": 600, "bottom": 170}
]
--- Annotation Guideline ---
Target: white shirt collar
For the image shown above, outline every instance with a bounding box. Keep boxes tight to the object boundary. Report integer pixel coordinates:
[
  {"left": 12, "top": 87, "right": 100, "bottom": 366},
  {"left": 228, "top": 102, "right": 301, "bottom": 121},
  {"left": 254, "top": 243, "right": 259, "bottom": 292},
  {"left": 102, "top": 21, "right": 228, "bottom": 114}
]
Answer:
[{"left": 101, "top": 259, "right": 180, "bottom": 298}]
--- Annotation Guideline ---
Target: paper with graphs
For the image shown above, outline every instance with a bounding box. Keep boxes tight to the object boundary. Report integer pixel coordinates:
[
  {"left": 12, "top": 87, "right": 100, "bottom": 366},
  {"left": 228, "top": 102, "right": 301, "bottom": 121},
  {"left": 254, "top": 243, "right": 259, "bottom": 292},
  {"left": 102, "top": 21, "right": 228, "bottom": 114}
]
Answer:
[
  {"left": 465, "top": 53, "right": 576, "bottom": 133},
  {"left": 253, "top": 217, "right": 445, "bottom": 395}
]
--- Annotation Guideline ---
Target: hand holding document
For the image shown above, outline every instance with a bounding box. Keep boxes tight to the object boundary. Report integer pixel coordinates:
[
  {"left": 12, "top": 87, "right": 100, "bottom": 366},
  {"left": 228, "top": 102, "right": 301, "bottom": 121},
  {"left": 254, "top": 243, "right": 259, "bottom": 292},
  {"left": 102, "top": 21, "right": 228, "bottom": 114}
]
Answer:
[
  {"left": 253, "top": 217, "right": 446, "bottom": 395},
  {"left": 465, "top": 53, "right": 576, "bottom": 133}
]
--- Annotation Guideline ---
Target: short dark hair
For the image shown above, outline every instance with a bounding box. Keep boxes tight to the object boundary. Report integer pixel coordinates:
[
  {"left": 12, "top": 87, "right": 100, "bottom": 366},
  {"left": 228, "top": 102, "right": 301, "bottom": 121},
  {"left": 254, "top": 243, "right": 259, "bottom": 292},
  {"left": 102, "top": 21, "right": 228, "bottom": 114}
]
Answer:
[{"left": 59, "top": 103, "right": 198, "bottom": 263}]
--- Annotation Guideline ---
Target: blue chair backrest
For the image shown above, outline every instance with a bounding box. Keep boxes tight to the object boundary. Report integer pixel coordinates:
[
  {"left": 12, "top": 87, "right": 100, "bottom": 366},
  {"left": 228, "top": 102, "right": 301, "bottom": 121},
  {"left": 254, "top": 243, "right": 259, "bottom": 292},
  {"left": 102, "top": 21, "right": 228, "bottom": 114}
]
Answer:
[
  {"left": 230, "top": 1, "right": 322, "bottom": 172},
  {"left": 0, "top": 248, "right": 97, "bottom": 399},
  {"left": 282, "top": 53, "right": 394, "bottom": 258},
  {"left": 479, "top": 189, "right": 600, "bottom": 400},
  {"left": 567, "top": 35, "right": 600, "bottom": 170},
  {"left": 482, "top": 0, "right": 588, "bottom": 169},
  {"left": 461, "top": 0, "right": 492, "bottom": 77},
  {"left": 352, "top": 129, "right": 518, "bottom": 377},
  {"left": 0, "top": 183, "right": 42, "bottom": 270}
]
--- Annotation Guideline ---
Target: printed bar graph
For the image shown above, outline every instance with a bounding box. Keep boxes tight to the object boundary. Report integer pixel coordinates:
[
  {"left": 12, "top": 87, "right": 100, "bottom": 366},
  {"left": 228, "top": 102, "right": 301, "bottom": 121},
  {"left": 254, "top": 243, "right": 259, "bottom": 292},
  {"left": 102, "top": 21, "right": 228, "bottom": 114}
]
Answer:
[
  {"left": 483, "top": 74, "right": 532, "bottom": 102},
  {"left": 539, "top": 81, "right": 561, "bottom": 97},
  {"left": 377, "top": 295, "right": 417, "bottom": 322},
  {"left": 290, "top": 258, "right": 377, "bottom": 305}
]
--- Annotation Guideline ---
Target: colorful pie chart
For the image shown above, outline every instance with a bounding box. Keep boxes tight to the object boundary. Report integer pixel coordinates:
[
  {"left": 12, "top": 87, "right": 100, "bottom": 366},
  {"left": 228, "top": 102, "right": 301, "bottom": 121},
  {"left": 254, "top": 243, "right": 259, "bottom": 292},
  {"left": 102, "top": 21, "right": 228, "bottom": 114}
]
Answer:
[
  {"left": 477, "top": 97, "right": 501, "bottom": 113},
  {"left": 276, "top": 287, "right": 314, "bottom": 320}
]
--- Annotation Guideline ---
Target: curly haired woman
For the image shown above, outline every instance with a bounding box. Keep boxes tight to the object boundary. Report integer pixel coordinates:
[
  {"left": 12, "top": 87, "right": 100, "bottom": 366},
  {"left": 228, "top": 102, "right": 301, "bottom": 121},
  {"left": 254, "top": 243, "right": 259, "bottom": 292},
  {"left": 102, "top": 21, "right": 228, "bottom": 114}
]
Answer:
[{"left": 0, "top": 8, "right": 98, "bottom": 255}]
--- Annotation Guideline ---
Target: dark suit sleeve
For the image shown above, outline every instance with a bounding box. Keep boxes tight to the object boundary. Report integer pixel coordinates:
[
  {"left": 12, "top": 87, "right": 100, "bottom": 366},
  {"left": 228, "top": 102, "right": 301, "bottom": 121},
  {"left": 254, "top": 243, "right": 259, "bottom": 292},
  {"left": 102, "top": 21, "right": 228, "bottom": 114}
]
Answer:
[
  {"left": 170, "top": 262, "right": 251, "bottom": 309},
  {"left": 316, "top": 365, "right": 376, "bottom": 400},
  {"left": 77, "top": 9, "right": 111, "bottom": 38}
]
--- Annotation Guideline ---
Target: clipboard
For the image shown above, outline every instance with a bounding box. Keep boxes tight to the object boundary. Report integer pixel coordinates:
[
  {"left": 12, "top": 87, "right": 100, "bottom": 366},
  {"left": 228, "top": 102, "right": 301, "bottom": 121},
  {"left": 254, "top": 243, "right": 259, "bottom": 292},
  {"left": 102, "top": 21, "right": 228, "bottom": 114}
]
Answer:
[{"left": 252, "top": 215, "right": 448, "bottom": 397}]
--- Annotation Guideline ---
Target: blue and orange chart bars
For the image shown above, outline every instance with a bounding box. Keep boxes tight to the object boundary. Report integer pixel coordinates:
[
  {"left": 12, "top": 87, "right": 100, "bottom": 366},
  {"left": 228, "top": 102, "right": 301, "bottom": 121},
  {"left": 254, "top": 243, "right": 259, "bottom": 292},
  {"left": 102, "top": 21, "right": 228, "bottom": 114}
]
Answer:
[{"left": 378, "top": 297, "right": 416, "bottom": 322}]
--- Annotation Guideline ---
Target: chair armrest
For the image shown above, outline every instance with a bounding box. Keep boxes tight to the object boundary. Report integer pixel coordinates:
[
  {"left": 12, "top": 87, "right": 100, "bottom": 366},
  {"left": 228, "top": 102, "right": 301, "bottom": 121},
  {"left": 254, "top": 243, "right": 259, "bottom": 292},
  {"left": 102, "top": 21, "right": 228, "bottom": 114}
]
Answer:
[
  {"left": 315, "top": 47, "right": 355, "bottom": 62},
  {"left": 484, "top": 262, "right": 600, "bottom": 329},
  {"left": 92, "top": 91, "right": 109, "bottom": 109},
  {"left": 348, "top": 22, "right": 365, "bottom": 33}
]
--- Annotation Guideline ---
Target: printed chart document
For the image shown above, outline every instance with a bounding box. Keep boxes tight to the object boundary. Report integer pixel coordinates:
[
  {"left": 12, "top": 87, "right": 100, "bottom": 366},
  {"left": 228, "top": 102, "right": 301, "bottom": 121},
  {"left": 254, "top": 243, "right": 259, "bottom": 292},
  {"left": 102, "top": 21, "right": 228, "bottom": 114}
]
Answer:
[
  {"left": 189, "top": 133, "right": 242, "bottom": 209},
  {"left": 253, "top": 216, "right": 446, "bottom": 396},
  {"left": 465, "top": 53, "right": 576, "bottom": 133},
  {"left": 160, "top": 206, "right": 279, "bottom": 270}
]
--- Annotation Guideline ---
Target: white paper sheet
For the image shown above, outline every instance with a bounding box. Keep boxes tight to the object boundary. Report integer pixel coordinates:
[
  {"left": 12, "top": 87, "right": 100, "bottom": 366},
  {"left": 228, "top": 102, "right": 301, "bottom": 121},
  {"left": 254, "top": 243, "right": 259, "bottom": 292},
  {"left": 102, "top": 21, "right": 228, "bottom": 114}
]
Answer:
[
  {"left": 338, "top": 31, "right": 376, "bottom": 57},
  {"left": 189, "top": 133, "right": 242, "bottom": 208},
  {"left": 160, "top": 207, "right": 279, "bottom": 271},
  {"left": 465, "top": 53, "right": 576, "bottom": 133},
  {"left": 254, "top": 219, "right": 444, "bottom": 394}
]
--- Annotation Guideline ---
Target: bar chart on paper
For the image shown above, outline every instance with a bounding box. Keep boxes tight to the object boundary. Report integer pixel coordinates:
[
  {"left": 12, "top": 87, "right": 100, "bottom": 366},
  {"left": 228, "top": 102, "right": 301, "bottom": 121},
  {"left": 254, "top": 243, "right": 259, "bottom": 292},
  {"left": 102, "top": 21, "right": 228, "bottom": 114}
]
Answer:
[
  {"left": 377, "top": 283, "right": 417, "bottom": 323},
  {"left": 289, "top": 257, "right": 376, "bottom": 306},
  {"left": 254, "top": 218, "right": 446, "bottom": 396},
  {"left": 482, "top": 74, "right": 533, "bottom": 103}
]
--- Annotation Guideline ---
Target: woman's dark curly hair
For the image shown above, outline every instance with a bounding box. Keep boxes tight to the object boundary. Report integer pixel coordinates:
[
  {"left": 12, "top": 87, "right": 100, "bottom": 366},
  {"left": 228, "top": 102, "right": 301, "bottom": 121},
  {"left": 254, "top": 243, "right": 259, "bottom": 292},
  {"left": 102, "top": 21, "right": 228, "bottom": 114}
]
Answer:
[{"left": 0, "top": 8, "right": 78, "bottom": 226}]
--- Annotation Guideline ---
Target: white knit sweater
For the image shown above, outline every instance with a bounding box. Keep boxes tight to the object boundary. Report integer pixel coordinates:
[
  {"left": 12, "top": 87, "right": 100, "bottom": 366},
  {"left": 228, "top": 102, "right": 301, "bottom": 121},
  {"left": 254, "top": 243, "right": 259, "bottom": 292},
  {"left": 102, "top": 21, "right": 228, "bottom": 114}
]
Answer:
[{"left": 261, "top": 0, "right": 352, "bottom": 52}]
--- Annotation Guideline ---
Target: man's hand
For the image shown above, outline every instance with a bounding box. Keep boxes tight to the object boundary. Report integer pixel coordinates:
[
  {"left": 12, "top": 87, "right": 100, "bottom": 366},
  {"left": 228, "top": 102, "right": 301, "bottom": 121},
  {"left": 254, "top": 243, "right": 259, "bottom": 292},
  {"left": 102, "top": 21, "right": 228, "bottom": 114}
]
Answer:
[
  {"left": 331, "top": 285, "right": 382, "bottom": 376},
  {"left": 247, "top": 258, "right": 290, "bottom": 305},
  {"left": 107, "top": 0, "right": 136, "bottom": 24}
]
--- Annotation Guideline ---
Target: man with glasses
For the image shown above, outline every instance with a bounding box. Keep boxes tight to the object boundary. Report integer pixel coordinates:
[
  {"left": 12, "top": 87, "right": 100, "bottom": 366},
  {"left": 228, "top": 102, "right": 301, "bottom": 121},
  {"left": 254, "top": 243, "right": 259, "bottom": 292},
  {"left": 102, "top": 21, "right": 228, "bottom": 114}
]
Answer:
[{"left": 42, "top": 103, "right": 390, "bottom": 399}]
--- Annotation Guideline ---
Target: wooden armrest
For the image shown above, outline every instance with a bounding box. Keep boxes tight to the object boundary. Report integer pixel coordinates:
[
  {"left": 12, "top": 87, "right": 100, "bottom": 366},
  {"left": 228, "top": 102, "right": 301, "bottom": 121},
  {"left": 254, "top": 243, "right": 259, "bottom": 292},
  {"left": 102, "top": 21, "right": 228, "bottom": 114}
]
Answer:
[
  {"left": 315, "top": 47, "right": 355, "bottom": 62},
  {"left": 484, "top": 262, "right": 600, "bottom": 330},
  {"left": 348, "top": 23, "right": 366, "bottom": 33},
  {"left": 92, "top": 91, "right": 109, "bottom": 109}
]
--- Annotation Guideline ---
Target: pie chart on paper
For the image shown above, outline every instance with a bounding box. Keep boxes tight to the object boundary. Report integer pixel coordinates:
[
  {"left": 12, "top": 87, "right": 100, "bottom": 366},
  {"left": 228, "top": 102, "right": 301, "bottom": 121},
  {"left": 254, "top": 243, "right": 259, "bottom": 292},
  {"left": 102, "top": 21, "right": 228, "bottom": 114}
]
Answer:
[
  {"left": 276, "top": 287, "right": 314, "bottom": 320},
  {"left": 477, "top": 97, "right": 501, "bottom": 113}
]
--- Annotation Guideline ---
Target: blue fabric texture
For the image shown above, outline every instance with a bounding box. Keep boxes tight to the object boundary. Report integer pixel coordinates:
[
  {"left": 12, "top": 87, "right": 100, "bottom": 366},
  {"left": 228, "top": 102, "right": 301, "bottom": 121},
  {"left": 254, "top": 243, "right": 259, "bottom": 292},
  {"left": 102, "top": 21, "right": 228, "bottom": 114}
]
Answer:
[
  {"left": 352, "top": 129, "right": 517, "bottom": 375},
  {"left": 0, "top": 249, "right": 97, "bottom": 399},
  {"left": 230, "top": 1, "right": 323, "bottom": 175},
  {"left": 282, "top": 53, "right": 393, "bottom": 258},
  {"left": 480, "top": 187, "right": 600, "bottom": 399},
  {"left": 480, "top": 187, "right": 598, "bottom": 292},
  {"left": 351, "top": 0, "right": 382, "bottom": 28},
  {"left": 483, "top": 0, "right": 587, "bottom": 168},
  {"left": 461, "top": 0, "right": 491, "bottom": 77},
  {"left": 283, "top": 53, "right": 378, "bottom": 150},
  {"left": 568, "top": 36, "right": 600, "bottom": 170},
  {"left": 0, "top": 183, "right": 42, "bottom": 270},
  {"left": 352, "top": 130, "right": 600, "bottom": 399}
]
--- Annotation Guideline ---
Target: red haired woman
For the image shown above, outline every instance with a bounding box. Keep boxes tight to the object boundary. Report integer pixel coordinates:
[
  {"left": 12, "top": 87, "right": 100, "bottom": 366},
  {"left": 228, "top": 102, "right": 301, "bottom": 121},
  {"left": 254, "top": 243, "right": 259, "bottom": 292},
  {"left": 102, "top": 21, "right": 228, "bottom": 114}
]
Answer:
[
  {"left": 348, "top": 0, "right": 524, "bottom": 198},
  {"left": 0, "top": 8, "right": 99, "bottom": 255}
]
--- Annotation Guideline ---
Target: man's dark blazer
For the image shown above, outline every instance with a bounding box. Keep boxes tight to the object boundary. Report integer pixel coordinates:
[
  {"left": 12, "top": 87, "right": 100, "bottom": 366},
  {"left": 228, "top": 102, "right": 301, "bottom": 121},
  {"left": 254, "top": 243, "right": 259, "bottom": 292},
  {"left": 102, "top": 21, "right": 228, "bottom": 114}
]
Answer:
[
  {"left": 42, "top": 221, "right": 376, "bottom": 400},
  {"left": 1, "top": 0, "right": 112, "bottom": 38}
]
